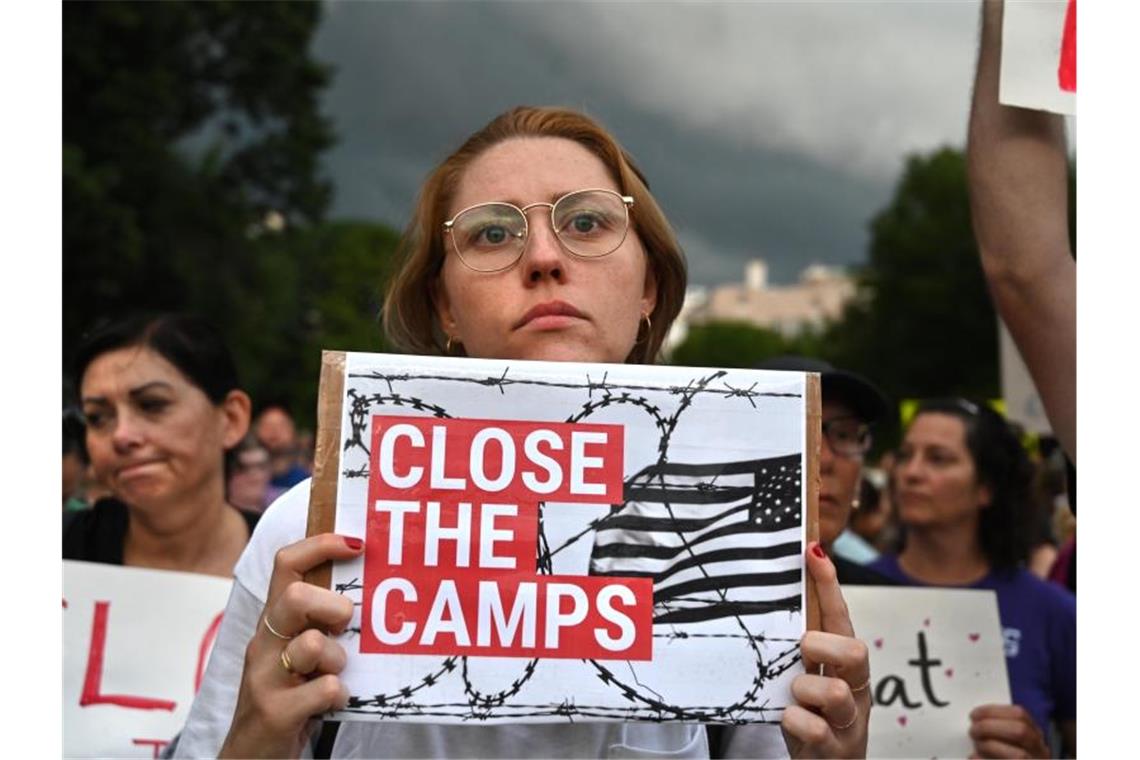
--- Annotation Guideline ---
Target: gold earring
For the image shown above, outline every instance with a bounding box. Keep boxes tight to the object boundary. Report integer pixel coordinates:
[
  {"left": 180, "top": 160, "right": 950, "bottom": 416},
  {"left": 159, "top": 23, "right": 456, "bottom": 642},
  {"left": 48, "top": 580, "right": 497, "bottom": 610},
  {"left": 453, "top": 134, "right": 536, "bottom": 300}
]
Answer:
[
  {"left": 446, "top": 335, "right": 455, "bottom": 354},
  {"left": 642, "top": 312, "right": 652, "bottom": 335}
]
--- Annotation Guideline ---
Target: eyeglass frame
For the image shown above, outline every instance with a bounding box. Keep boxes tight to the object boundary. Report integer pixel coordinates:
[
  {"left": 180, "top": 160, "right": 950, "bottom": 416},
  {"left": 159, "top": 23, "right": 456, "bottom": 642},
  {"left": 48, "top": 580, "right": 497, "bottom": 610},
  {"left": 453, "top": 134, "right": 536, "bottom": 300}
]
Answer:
[
  {"left": 822, "top": 414, "right": 873, "bottom": 459},
  {"left": 441, "top": 187, "right": 635, "bottom": 273}
]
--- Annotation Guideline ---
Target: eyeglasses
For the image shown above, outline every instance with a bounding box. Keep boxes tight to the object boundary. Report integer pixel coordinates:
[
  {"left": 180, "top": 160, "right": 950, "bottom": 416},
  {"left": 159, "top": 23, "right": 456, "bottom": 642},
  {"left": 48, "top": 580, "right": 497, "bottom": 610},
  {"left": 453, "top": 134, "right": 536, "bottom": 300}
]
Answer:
[
  {"left": 442, "top": 188, "right": 634, "bottom": 273},
  {"left": 822, "top": 416, "right": 872, "bottom": 458}
]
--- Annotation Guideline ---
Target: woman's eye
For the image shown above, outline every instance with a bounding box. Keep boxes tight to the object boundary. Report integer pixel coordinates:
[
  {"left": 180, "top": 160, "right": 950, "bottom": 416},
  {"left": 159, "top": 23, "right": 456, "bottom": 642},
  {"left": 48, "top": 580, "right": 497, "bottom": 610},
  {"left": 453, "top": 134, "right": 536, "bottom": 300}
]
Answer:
[
  {"left": 472, "top": 225, "right": 513, "bottom": 247},
  {"left": 138, "top": 398, "right": 170, "bottom": 415},
  {"left": 564, "top": 213, "right": 602, "bottom": 235},
  {"left": 83, "top": 410, "right": 108, "bottom": 430}
]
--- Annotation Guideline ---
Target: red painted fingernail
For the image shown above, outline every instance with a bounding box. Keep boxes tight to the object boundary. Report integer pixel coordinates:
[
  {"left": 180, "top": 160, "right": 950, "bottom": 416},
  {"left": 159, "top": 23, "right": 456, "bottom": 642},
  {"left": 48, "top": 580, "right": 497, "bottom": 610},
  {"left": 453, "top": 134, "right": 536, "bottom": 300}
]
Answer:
[
  {"left": 343, "top": 536, "right": 363, "bottom": 551},
  {"left": 810, "top": 542, "right": 826, "bottom": 560}
]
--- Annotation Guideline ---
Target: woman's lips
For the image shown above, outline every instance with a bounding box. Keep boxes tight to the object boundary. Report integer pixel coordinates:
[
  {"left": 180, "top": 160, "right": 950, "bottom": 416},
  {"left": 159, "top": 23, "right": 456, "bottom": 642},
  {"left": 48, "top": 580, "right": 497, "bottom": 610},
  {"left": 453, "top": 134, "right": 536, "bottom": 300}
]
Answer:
[
  {"left": 514, "top": 301, "right": 587, "bottom": 330},
  {"left": 117, "top": 460, "right": 163, "bottom": 479}
]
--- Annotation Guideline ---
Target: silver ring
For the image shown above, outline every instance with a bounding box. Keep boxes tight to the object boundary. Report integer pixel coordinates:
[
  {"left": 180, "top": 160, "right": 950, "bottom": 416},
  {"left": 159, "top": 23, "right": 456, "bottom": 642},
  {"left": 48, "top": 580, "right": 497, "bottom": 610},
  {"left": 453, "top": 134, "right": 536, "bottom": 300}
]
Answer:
[
  {"left": 263, "top": 615, "right": 294, "bottom": 641},
  {"left": 850, "top": 677, "right": 871, "bottom": 694}
]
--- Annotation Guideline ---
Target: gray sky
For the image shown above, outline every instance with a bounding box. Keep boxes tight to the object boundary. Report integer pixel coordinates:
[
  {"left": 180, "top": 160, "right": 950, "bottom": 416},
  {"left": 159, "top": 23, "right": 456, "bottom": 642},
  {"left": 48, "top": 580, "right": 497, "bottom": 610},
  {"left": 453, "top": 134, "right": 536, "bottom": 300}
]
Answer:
[{"left": 311, "top": 1, "right": 982, "bottom": 286}]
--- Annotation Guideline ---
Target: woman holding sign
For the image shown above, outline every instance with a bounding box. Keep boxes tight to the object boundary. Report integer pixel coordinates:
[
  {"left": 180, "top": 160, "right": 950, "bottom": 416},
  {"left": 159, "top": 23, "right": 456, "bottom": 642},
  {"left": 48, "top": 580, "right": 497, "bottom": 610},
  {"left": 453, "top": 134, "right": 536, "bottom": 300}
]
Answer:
[
  {"left": 869, "top": 400, "right": 1076, "bottom": 757},
  {"left": 175, "top": 107, "right": 872, "bottom": 759}
]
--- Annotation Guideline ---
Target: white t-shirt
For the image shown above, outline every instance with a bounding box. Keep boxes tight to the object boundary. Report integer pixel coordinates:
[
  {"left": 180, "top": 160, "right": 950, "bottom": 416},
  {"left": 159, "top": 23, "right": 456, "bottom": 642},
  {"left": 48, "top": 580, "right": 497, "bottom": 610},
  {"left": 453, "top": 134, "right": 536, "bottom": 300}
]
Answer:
[{"left": 173, "top": 480, "right": 787, "bottom": 758}]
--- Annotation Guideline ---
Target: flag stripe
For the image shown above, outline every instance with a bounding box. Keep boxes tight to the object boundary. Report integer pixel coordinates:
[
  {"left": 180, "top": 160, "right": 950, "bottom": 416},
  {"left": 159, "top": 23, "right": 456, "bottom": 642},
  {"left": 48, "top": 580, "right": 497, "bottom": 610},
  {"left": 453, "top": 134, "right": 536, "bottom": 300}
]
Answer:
[
  {"left": 593, "top": 520, "right": 799, "bottom": 560},
  {"left": 626, "top": 455, "right": 801, "bottom": 481},
  {"left": 591, "top": 541, "right": 801, "bottom": 581},
  {"left": 654, "top": 596, "right": 802, "bottom": 625},
  {"left": 655, "top": 569, "right": 803, "bottom": 602}
]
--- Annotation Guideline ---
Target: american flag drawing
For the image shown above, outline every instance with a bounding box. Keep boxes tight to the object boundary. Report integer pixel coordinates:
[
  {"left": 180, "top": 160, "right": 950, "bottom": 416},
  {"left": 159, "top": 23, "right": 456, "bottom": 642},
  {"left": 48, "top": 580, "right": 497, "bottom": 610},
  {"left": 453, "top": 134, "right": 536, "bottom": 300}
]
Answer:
[{"left": 589, "top": 453, "right": 803, "bottom": 625}]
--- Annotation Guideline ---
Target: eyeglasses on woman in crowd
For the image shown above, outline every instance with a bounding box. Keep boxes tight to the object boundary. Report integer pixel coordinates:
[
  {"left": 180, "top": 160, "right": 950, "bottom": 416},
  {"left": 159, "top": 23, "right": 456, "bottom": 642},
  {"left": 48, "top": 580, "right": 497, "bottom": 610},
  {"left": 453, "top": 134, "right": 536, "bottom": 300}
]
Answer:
[{"left": 822, "top": 416, "right": 872, "bottom": 458}]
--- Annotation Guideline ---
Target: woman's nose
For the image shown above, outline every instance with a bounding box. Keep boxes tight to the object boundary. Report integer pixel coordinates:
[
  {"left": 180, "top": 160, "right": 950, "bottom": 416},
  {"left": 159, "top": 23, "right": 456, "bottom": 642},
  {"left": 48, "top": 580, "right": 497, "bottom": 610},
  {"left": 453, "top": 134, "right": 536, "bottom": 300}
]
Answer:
[
  {"left": 819, "top": 434, "right": 837, "bottom": 473},
  {"left": 110, "top": 412, "right": 143, "bottom": 453},
  {"left": 520, "top": 208, "right": 566, "bottom": 283},
  {"left": 898, "top": 455, "right": 923, "bottom": 482}
]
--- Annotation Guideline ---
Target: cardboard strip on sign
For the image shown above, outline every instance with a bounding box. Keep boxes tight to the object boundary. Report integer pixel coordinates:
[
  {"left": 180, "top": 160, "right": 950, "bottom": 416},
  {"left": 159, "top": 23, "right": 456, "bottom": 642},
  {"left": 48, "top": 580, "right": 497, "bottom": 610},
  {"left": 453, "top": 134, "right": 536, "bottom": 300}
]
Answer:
[
  {"left": 304, "top": 350, "right": 345, "bottom": 589},
  {"left": 804, "top": 371, "right": 821, "bottom": 632}
]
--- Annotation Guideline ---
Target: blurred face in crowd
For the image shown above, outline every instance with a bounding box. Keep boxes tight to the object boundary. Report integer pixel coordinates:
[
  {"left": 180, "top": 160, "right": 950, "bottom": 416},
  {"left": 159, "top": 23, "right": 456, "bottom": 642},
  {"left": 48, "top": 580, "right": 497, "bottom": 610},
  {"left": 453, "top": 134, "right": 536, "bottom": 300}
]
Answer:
[
  {"left": 255, "top": 407, "right": 296, "bottom": 455},
  {"left": 819, "top": 398, "right": 865, "bottom": 546},
  {"left": 62, "top": 451, "right": 85, "bottom": 504},
  {"left": 433, "top": 137, "right": 657, "bottom": 364},
  {"left": 894, "top": 412, "right": 991, "bottom": 530},
  {"left": 227, "top": 445, "right": 272, "bottom": 511},
  {"left": 80, "top": 347, "right": 246, "bottom": 511}
]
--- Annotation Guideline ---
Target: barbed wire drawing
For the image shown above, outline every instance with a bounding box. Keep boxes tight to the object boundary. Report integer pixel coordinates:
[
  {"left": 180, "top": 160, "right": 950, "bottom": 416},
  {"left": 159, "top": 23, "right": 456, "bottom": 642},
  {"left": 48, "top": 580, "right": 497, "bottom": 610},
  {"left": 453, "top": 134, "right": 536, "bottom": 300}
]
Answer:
[{"left": 332, "top": 362, "right": 806, "bottom": 724}]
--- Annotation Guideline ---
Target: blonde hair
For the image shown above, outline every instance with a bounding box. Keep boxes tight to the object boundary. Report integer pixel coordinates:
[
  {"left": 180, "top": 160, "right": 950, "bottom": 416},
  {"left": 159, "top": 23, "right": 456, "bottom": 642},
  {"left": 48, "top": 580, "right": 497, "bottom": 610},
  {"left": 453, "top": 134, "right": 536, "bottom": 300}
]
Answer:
[{"left": 381, "top": 106, "right": 687, "bottom": 364}]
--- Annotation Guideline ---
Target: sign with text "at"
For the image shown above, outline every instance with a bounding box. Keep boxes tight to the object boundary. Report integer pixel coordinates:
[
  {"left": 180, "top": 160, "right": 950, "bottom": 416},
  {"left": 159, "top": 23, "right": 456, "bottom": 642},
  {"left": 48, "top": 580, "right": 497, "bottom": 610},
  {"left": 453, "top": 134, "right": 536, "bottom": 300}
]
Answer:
[{"left": 845, "top": 586, "right": 1010, "bottom": 759}]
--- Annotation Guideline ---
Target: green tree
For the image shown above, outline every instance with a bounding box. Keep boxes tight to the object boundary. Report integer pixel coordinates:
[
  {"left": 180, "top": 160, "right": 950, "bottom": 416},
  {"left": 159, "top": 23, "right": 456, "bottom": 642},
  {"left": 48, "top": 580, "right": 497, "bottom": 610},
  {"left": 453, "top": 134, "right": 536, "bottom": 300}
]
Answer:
[
  {"left": 823, "top": 148, "right": 1000, "bottom": 406},
  {"left": 63, "top": 1, "right": 336, "bottom": 407},
  {"left": 254, "top": 220, "right": 402, "bottom": 428},
  {"left": 669, "top": 321, "right": 824, "bottom": 370}
]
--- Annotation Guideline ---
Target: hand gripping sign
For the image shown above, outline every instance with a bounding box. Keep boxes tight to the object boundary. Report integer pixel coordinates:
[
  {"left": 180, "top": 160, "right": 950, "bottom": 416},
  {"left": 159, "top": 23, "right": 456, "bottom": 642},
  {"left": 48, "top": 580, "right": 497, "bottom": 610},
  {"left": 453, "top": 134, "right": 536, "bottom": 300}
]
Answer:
[{"left": 306, "top": 352, "right": 819, "bottom": 724}]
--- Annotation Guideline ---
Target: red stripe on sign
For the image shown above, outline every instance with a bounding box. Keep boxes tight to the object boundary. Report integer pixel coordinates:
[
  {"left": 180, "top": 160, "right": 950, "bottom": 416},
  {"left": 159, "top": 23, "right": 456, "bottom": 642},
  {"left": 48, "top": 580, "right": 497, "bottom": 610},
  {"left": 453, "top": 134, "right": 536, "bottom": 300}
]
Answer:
[
  {"left": 80, "top": 600, "right": 177, "bottom": 711},
  {"left": 132, "top": 739, "right": 170, "bottom": 759},
  {"left": 1058, "top": 0, "right": 1076, "bottom": 92}
]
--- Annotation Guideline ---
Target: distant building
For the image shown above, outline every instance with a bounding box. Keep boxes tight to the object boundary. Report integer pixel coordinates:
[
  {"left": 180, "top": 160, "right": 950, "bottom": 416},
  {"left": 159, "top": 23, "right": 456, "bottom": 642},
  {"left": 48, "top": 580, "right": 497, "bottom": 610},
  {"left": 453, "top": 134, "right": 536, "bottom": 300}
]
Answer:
[{"left": 664, "top": 258, "right": 855, "bottom": 353}]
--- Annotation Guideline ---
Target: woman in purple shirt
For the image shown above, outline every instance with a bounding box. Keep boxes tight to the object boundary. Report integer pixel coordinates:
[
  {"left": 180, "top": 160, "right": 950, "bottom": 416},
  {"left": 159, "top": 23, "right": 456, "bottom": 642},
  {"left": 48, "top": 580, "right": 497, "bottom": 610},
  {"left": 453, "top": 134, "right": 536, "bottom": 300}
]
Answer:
[{"left": 869, "top": 399, "right": 1075, "bottom": 757}]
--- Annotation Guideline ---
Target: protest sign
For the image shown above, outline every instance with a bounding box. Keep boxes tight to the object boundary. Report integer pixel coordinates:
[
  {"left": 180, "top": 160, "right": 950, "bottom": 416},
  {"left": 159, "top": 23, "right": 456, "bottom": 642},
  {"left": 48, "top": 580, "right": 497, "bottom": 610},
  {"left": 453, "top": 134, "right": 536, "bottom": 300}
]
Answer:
[
  {"left": 1000, "top": 0, "right": 1076, "bottom": 115},
  {"left": 307, "top": 351, "right": 818, "bottom": 725},
  {"left": 999, "top": 322, "right": 1052, "bottom": 436},
  {"left": 845, "top": 586, "right": 1010, "bottom": 759},
  {"left": 63, "top": 561, "right": 233, "bottom": 758}
]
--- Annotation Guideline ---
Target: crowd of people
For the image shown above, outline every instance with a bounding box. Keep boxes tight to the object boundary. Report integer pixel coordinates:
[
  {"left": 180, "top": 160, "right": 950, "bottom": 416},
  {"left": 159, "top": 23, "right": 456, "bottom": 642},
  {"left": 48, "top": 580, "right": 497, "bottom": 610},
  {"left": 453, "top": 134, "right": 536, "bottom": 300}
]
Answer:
[{"left": 62, "top": 2, "right": 1076, "bottom": 757}]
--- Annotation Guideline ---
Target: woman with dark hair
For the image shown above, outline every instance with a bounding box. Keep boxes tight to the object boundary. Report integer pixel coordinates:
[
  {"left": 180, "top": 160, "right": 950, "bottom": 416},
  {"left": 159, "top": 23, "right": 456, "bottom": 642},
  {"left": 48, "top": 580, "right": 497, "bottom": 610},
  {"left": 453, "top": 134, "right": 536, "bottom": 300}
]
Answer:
[
  {"left": 869, "top": 399, "right": 1075, "bottom": 758},
  {"left": 63, "top": 313, "right": 257, "bottom": 578}
]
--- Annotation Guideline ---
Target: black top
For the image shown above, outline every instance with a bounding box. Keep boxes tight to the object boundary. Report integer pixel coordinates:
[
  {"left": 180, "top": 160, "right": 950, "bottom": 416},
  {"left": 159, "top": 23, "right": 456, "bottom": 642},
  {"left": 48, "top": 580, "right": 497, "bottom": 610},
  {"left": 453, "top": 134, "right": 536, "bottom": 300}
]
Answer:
[
  {"left": 62, "top": 497, "right": 260, "bottom": 565},
  {"left": 834, "top": 554, "right": 898, "bottom": 586}
]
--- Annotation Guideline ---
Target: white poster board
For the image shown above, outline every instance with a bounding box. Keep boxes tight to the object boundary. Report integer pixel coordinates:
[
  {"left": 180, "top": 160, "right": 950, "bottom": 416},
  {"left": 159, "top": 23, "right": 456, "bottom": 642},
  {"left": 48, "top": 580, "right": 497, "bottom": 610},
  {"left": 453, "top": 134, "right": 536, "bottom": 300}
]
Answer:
[
  {"left": 63, "top": 561, "right": 233, "bottom": 758},
  {"left": 315, "top": 352, "right": 818, "bottom": 725},
  {"left": 846, "top": 586, "right": 1011, "bottom": 759},
  {"left": 1000, "top": 0, "right": 1077, "bottom": 115},
  {"left": 999, "top": 322, "right": 1053, "bottom": 435}
]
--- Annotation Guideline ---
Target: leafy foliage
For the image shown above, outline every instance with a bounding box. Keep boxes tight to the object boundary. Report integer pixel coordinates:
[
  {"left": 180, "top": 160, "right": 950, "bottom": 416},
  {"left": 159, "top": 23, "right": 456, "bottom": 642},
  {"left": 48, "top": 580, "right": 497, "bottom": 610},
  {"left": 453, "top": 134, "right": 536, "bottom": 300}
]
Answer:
[
  {"left": 668, "top": 321, "right": 824, "bottom": 370},
  {"left": 63, "top": 1, "right": 403, "bottom": 425},
  {"left": 823, "top": 148, "right": 998, "bottom": 406}
]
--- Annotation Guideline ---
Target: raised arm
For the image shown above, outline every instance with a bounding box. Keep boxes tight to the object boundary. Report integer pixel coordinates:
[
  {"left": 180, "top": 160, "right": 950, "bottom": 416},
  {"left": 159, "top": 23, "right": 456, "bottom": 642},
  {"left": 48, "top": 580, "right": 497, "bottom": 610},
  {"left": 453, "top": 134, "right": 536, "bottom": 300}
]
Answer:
[{"left": 967, "top": 0, "right": 1076, "bottom": 461}]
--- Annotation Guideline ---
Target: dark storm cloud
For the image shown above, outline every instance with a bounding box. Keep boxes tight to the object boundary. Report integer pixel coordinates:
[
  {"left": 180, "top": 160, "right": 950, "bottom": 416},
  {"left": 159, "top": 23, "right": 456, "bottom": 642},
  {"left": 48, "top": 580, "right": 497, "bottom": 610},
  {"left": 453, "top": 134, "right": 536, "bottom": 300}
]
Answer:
[{"left": 311, "top": 1, "right": 977, "bottom": 286}]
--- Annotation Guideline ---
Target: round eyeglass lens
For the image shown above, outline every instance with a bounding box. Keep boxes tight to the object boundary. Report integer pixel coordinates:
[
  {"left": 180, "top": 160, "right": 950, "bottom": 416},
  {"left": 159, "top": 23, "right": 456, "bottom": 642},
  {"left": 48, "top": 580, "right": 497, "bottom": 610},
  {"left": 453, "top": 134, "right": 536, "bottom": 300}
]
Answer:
[
  {"left": 824, "top": 419, "right": 870, "bottom": 456},
  {"left": 451, "top": 203, "right": 527, "bottom": 271},
  {"left": 552, "top": 190, "right": 630, "bottom": 257}
]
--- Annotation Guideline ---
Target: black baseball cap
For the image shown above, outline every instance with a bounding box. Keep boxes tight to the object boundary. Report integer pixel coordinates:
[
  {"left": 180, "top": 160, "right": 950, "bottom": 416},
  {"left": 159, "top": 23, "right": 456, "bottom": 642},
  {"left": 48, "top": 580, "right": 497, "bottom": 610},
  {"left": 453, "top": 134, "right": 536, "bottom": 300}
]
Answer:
[{"left": 753, "top": 355, "right": 891, "bottom": 426}]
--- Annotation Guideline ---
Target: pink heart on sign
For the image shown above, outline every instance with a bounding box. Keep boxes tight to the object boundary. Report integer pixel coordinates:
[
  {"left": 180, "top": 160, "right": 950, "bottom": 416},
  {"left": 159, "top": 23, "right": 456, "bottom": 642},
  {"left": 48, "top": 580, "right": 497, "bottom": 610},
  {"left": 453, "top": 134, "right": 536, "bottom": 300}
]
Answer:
[
  {"left": 923, "top": 617, "right": 930, "bottom": 627},
  {"left": 968, "top": 633, "right": 980, "bottom": 642},
  {"left": 898, "top": 715, "right": 908, "bottom": 727},
  {"left": 874, "top": 638, "right": 884, "bottom": 649},
  {"left": 945, "top": 668, "right": 954, "bottom": 678}
]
